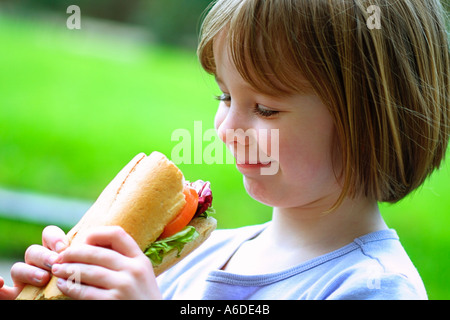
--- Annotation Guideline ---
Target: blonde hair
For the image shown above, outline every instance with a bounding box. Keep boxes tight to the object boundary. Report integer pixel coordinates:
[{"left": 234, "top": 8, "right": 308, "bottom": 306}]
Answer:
[{"left": 198, "top": 0, "right": 450, "bottom": 208}]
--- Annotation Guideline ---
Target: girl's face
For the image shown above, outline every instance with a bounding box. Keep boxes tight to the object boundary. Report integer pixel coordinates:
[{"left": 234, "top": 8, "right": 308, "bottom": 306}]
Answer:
[{"left": 213, "top": 39, "right": 343, "bottom": 210}]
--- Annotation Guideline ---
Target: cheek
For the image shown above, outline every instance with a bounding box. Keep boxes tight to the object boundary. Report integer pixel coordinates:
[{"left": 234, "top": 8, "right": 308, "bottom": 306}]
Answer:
[{"left": 278, "top": 125, "right": 338, "bottom": 184}]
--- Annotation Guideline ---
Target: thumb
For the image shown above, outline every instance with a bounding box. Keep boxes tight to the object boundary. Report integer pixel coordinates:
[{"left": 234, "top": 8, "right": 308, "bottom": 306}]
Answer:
[{"left": 42, "top": 225, "right": 69, "bottom": 253}]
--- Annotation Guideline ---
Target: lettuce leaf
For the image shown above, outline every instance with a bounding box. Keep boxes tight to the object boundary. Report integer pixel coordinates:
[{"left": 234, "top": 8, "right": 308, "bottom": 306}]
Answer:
[
  {"left": 144, "top": 226, "right": 199, "bottom": 266},
  {"left": 199, "top": 206, "right": 215, "bottom": 218}
]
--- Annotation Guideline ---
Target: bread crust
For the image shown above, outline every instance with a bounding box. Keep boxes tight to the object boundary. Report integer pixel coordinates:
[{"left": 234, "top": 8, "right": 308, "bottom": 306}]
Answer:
[
  {"left": 16, "top": 152, "right": 212, "bottom": 300},
  {"left": 67, "top": 153, "right": 147, "bottom": 244},
  {"left": 106, "top": 152, "right": 185, "bottom": 251}
]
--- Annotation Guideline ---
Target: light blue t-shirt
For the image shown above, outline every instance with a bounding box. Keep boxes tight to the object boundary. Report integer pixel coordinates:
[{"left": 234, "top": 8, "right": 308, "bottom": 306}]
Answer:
[{"left": 157, "top": 223, "right": 427, "bottom": 300}]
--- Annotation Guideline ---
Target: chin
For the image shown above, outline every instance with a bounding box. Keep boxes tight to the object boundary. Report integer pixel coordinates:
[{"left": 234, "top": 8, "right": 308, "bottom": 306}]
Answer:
[
  {"left": 243, "top": 175, "right": 285, "bottom": 207},
  {"left": 243, "top": 175, "right": 318, "bottom": 209}
]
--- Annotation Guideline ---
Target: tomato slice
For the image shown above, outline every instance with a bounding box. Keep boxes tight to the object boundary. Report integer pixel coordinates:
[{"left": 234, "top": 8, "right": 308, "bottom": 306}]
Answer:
[{"left": 159, "top": 186, "right": 199, "bottom": 239}]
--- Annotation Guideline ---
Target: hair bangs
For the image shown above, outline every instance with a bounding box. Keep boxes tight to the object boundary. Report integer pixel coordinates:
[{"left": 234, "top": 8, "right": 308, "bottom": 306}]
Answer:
[{"left": 199, "top": 0, "right": 314, "bottom": 96}]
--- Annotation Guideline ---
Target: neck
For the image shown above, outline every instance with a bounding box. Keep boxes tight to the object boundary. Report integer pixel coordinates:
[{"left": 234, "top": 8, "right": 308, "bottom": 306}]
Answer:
[
  {"left": 221, "top": 194, "right": 388, "bottom": 274},
  {"left": 265, "top": 195, "right": 387, "bottom": 252}
]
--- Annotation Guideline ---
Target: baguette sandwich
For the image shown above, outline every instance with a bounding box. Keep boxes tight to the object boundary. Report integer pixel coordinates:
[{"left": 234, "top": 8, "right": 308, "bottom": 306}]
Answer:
[{"left": 17, "top": 151, "right": 216, "bottom": 300}]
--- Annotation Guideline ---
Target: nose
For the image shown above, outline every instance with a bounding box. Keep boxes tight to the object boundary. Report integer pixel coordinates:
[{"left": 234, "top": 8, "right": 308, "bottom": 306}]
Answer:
[
  {"left": 215, "top": 104, "right": 252, "bottom": 146},
  {"left": 215, "top": 104, "right": 262, "bottom": 167}
]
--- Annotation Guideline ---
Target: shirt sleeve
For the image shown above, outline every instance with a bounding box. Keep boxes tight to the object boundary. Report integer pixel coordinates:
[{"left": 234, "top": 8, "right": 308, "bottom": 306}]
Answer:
[{"left": 325, "top": 272, "right": 427, "bottom": 300}]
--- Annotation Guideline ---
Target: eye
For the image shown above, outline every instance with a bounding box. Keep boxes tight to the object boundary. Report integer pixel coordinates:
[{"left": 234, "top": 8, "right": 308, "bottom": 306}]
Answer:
[
  {"left": 214, "top": 93, "right": 231, "bottom": 103},
  {"left": 254, "top": 104, "right": 279, "bottom": 118}
]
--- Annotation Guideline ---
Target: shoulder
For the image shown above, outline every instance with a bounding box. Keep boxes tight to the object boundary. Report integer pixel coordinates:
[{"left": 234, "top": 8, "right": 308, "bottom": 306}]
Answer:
[
  {"left": 325, "top": 270, "right": 427, "bottom": 300},
  {"left": 323, "top": 229, "right": 428, "bottom": 300}
]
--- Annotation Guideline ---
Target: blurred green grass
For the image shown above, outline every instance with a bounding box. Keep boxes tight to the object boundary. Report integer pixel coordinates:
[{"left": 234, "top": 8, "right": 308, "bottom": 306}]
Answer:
[{"left": 0, "top": 13, "right": 448, "bottom": 299}]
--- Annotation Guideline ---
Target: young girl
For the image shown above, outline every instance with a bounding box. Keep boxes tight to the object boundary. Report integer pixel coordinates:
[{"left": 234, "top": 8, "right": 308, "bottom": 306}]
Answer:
[{"left": 2, "top": 0, "right": 449, "bottom": 299}]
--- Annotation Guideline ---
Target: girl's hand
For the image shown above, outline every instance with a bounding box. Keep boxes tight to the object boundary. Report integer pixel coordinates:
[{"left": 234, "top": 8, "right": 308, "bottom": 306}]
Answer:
[
  {"left": 3, "top": 226, "right": 68, "bottom": 300},
  {"left": 52, "top": 226, "right": 162, "bottom": 300}
]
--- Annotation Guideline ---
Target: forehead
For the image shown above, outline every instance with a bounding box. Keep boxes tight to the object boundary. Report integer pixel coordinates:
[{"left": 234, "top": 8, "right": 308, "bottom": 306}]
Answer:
[{"left": 212, "top": 33, "right": 240, "bottom": 84}]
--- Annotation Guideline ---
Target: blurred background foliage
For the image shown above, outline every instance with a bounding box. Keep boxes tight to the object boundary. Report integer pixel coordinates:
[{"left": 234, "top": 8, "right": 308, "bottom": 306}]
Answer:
[
  {"left": 0, "top": 0, "right": 212, "bottom": 47},
  {"left": 0, "top": 0, "right": 448, "bottom": 299}
]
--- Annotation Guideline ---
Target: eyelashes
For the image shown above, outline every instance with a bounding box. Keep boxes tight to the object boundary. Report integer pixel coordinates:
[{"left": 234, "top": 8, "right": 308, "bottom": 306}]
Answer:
[
  {"left": 214, "top": 93, "right": 280, "bottom": 118},
  {"left": 254, "top": 105, "right": 279, "bottom": 118},
  {"left": 214, "top": 93, "right": 231, "bottom": 102}
]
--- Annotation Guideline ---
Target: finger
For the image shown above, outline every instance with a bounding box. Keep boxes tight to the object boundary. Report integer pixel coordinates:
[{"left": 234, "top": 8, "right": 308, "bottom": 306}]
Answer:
[
  {"left": 0, "top": 282, "right": 21, "bottom": 300},
  {"left": 56, "top": 277, "right": 115, "bottom": 300},
  {"left": 42, "top": 225, "right": 69, "bottom": 253},
  {"left": 24, "top": 244, "right": 59, "bottom": 270},
  {"left": 52, "top": 262, "right": 120, "bottom": 290},
  {"left": 56, "top": 244, "right": 125, "bottom": 271},
  {"left": 84, "top": 226, "right": 142, "bottom": 258},
  {"left": 10, "top": 262, "right": 51, "bottom": 287}
]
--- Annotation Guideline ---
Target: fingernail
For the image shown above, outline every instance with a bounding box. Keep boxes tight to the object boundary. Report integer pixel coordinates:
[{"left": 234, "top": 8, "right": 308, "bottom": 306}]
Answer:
[
  {"left": 45, "top": 253, "right": 59, "bottom": 269},
  {"left": 55, "top": 241, "right": 66, "bottom": 253},
  {"left": 33, "top": 270, "right": 46, "bottom": 283},
  {"left": 52, "top": 264, "right": 60, "bottom": 273},
  {"left": 57, "top": 278, "right": 66, "bottom": 288}
]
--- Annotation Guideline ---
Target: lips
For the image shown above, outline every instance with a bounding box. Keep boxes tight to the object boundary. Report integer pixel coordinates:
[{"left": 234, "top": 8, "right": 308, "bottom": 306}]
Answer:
[
  {"left": 225, "top": 140, "right": 278, "bottom": 176},
  {"left": 235, "top": 156, "right": 273, "bottom": 171},
  {"left": 229, "top": 145, "right": 271, "bottom": 164},
  {"left": 236, "top": 160, "right": 271, "bottom": 166},
  {"left": 236, "top": 162, "right": 272, "bottom": 169}
]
